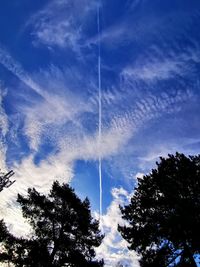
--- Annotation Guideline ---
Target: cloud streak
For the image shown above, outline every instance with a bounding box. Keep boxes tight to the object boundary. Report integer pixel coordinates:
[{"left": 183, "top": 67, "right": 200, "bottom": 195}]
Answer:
[
  {"left": 0, "top": 46, "right": 46, "bottom": 99},
  {"left": 121, "top": 42, "right": 200, "bottom": 84}
]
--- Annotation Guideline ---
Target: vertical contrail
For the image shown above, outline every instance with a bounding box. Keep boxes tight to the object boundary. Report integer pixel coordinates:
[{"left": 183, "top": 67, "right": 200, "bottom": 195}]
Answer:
[{"left": 97, "top": 6, "right": 102, "bottom": 226}]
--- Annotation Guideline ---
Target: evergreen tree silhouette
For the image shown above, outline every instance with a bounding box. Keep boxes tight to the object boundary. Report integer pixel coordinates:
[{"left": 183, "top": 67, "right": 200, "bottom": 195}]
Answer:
[
  {"left": 0, "top": 181, "right": 104, "bottom": 267},
  {"left": 119, "top": 153, "right": 200, "bottom": 266}
]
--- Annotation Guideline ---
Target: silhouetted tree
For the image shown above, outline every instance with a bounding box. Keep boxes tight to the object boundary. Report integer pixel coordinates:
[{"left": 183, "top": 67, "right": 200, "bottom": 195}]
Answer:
[
  {"left": 0, "top": 181, "right": 104, "bottom": 267},
  {"left": 118, "top": 153, "right": 200, "bottom": 266}
]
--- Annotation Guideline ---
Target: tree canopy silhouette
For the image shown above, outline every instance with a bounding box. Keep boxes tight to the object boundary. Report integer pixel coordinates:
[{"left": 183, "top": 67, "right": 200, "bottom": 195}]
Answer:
[
  {"left": 118, "top": 153, "right": 200, "bottom": 267},
  {"left": 0, "top": 181, "right": 104, "bottom": 267}
]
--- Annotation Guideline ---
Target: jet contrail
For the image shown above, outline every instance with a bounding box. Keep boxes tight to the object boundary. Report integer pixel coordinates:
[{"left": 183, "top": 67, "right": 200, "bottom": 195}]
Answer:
[{"left": 97, "top": 6, "right": 102, "bottom": 227}]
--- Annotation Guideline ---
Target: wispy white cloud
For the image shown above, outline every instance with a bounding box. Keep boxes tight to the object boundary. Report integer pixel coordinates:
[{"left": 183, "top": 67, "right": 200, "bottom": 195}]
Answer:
[
  {"left": 110, "top": 89, "right": 194, "bottom": 135},
  {"left": 0, "top": 48, "right": 93, "bottom": 150},
  {"left": 0, "top": 46, "right": 47, "bottom": 99},
  {"left": 121, "top": 41, "right": 200, "bottom": 84},
  {"left": 0, "top": 87, "right": 9, "bottom": 172},
  {"left": 122, "top": 59, "right": 183, "bottom": 82},
  {"left": 96, "top": 187, "right": 140, "bottom": 267},
  {"left": 33, "top": 18, "right": 81, "bottom": 50},
  {"left": 0, "top": 87, "right": 8, "bottom": 138},
  {"left": 27, "top": 0, "right": 97, "bottom": 51},
  {"left": 22, "top": 90, "right": 92, "bottom": 150},
  {"left": 0, "top": 52, "right": 132, "bottom": 156}
]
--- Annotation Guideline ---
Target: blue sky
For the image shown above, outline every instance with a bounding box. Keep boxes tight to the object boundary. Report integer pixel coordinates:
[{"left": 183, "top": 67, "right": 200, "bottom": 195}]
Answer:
[{"left": 0, "top": 0, "right": 200, "bottom": 266}]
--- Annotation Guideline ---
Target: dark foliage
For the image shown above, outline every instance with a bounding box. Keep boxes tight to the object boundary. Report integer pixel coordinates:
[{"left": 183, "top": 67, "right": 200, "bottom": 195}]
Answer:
[
  {"left": 118, "top": 153, "right": 200, "bottom": 266},
  {"left": 0, "top": 181, "right": 104, "bottom": 267}
]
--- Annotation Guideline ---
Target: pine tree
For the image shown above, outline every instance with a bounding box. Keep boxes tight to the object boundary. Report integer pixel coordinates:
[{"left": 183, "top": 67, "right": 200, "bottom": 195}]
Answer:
[
  {"left": 118, "top": 153, "right": 200, "bottom": 266},
  {"left": 0, "top": 181, "right": 104, "bottom": 267}
]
